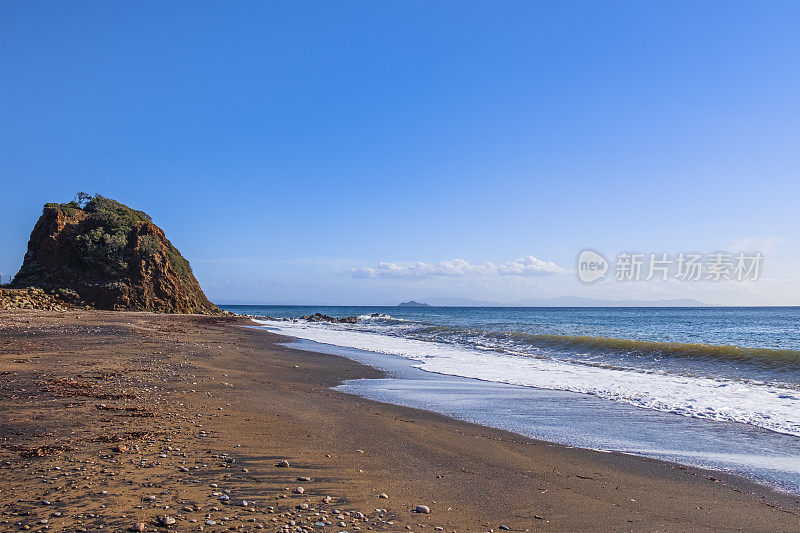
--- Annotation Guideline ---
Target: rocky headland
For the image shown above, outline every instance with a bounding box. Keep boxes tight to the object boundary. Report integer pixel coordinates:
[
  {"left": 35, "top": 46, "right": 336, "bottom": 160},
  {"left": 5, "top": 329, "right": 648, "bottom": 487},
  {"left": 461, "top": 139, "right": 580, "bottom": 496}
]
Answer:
[{"left": 9, "top": 195, "right": 219, "bottom": 314}]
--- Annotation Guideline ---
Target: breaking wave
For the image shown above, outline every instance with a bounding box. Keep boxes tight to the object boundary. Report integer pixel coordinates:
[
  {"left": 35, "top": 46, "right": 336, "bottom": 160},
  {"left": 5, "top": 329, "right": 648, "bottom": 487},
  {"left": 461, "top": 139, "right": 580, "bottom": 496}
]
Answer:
[
  {"left": 251, "top": 317, "right": 800, "bottom": 437},
  {"left": 490, "top": 331, "right": 800, "bottom": 369}
]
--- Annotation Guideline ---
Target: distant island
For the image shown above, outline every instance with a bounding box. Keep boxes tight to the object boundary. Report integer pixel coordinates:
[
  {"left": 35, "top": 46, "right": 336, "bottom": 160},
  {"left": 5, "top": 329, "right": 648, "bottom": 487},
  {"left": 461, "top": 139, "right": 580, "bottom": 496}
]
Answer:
[{"left": 398, "top": 300, "right": 431, "bottom": 307}]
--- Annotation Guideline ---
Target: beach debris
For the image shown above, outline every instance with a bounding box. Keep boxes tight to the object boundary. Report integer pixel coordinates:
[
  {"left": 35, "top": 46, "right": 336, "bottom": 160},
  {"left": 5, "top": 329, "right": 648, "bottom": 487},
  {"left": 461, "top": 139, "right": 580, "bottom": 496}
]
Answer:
[
  {"left": 378, "top": 493, "right": 389, "bottom": 499},
  {"left": 415, "top": 505, "right": 431, "bottom": 514},
  {"left": 276, "top": 460, "right": 290, "bottom": 467},
  {"left": 499, "top": 525, "right": 511, "bottom": 530},
  {"left": 294, "top": 487, "right": 305, "bottom": 494},
  {"left": 297, "top": 476, "right": 311, "bottom": 481},
  {"left": 113, "top": 444, "right": 128, "bottom": 453}
]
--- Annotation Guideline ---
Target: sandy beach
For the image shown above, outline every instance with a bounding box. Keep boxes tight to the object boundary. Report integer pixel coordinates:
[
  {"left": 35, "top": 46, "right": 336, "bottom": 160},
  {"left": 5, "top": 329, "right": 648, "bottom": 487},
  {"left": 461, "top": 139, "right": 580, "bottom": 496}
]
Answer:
[{"left": 1, "top": 310, "right": 799, "bottom": 532}]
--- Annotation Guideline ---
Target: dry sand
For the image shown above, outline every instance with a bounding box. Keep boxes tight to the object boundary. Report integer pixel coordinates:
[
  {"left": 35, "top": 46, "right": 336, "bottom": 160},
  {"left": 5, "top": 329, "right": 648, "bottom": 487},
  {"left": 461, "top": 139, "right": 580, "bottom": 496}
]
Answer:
[{"left": 1, "top": 310, "right": 798, "bottom": 532}]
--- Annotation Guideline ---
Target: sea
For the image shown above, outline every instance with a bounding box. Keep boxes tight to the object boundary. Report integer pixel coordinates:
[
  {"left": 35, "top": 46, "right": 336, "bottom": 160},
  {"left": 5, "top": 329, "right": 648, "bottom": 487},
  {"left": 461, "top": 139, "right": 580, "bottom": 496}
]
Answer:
[{"left": 221, "top": 305, "right": 800, "bottom": 494}]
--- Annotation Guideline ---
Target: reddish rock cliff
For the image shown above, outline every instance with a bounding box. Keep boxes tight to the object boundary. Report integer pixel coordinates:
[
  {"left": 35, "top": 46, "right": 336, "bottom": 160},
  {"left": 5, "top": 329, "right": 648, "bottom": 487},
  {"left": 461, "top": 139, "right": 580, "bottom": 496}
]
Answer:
[{"left": 11, "top": 196, "right": 220, "bottom": 314}]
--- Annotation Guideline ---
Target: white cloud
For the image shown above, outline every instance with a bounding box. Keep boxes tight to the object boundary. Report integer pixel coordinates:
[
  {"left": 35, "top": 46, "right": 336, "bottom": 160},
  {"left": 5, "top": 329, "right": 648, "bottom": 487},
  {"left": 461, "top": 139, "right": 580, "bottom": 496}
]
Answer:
[
  {"left": 497, "top": 254, "right": 568, "bottom": 276},
  {"left": 350, "top": 255, "right": 567, "bottom": 280}
]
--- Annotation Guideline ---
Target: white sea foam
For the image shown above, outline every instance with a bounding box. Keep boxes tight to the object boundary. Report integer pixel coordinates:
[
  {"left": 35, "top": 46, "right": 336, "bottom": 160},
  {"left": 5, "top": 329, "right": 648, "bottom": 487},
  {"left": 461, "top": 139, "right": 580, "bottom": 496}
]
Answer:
[
  {"left": 357, "top": 313, "right": 402, "bottom": 321},
  {"left": 253, "top": 319, "right": 800, "bottom": 437}
]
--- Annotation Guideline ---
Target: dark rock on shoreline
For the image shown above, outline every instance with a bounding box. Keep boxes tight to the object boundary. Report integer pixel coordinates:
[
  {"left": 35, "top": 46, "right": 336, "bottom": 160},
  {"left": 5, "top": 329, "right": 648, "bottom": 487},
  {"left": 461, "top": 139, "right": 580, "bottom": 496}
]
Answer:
[
  {"left": 299, "top": 312, "right": 358, "bottom": 324},
  {"left": 244, "top": 312, "right": 360, "bottom": 324},
  {"left": 10, "top": 195, "right": 219, "bottom": 314}
]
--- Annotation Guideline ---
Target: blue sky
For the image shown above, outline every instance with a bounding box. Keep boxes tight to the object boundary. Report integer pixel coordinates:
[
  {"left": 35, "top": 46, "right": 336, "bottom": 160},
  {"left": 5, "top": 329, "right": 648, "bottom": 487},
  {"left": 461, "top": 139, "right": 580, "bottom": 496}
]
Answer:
[{"left": 1, "top": 1, "right": 798, "bottom": 305}]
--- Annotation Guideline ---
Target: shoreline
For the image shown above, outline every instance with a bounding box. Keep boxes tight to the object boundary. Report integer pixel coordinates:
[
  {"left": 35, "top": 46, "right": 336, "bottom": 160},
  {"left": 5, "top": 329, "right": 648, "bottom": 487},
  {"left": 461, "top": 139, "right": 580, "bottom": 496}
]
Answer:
[
  {"left": 278, "top": 335, "right": 800, "bottom": 495},
  {"left": 1, "top": 310, "right": 799, "bottom": 532}
]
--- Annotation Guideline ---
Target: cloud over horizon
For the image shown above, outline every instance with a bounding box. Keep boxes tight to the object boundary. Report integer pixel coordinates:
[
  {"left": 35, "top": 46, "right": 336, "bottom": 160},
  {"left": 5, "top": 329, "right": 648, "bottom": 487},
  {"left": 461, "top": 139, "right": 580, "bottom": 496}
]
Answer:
[{"left": 350, "top": 255, "right": 568, "bottom": 280}]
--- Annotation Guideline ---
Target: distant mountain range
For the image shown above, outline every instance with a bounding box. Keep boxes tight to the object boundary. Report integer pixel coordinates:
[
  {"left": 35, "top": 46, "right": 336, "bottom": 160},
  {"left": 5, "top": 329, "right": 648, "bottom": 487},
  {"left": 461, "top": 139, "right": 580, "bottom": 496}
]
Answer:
[{"left": 411, "top": 296, "right": 709, "bottom": 307}]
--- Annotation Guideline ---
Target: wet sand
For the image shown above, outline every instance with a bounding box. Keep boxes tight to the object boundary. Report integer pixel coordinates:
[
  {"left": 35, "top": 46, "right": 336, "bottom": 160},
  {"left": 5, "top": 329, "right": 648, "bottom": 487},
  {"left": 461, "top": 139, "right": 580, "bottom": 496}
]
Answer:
[{"left": 1, "top": 310, "right": 798, "bottom": 532}]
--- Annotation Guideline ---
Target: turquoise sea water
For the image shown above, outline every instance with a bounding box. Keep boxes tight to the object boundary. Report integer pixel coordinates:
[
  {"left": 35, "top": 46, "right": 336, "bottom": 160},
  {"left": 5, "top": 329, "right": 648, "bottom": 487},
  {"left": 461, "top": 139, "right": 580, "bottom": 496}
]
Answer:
[
  {"left": 227, "top": 305, "right": 800, "bottom": 383},
  {"left": 225, "top": 305, "right": 800, "bottom": 493}
]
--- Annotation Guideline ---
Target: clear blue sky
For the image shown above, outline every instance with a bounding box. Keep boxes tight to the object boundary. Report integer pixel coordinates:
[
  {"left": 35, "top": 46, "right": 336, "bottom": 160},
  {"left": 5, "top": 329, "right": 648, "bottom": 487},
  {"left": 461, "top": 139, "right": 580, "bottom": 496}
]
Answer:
[{"left": 1, "top": 1, "right": 798, "bottom": 305}]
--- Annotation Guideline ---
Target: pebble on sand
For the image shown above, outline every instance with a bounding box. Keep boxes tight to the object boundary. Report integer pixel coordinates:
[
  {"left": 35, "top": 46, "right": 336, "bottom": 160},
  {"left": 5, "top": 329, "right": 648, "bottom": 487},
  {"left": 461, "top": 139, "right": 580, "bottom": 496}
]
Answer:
[
  {"left": 378, "top": 493, "right": 389, "bottom": 499},
  {"left": 132, "top": 523, "right": 146, "bottom": 532},
  {"left": 414, "top": 505, "right": 431, "bottom": 514},
  {"left": 160, "top": 516, "right": 176, "bottom": 526},
  {"left": 276, "top": 460, "right": 290, "bottom": 467}
]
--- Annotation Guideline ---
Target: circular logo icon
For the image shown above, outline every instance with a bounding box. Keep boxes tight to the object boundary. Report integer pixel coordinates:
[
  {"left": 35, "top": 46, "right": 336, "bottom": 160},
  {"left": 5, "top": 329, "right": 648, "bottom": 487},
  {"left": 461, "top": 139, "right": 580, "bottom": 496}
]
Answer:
[{"left": 577, "top": 249, "right": 608, "bottom": 283}]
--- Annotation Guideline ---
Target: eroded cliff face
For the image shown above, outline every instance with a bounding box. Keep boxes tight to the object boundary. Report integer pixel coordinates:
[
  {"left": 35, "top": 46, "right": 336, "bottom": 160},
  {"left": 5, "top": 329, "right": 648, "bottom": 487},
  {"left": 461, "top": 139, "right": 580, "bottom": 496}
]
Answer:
[{"left": 11, "top": 196, "right": 220, "bottom": 314}]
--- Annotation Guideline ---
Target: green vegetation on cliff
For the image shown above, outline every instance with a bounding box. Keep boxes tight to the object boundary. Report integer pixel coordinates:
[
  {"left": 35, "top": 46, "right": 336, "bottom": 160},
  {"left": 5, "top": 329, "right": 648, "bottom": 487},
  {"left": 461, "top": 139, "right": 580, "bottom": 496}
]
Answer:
[{"left": 12, "top": 194, "right": 219, "bottom": 314}]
